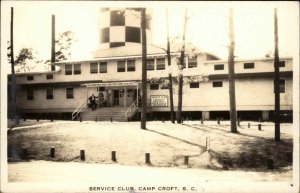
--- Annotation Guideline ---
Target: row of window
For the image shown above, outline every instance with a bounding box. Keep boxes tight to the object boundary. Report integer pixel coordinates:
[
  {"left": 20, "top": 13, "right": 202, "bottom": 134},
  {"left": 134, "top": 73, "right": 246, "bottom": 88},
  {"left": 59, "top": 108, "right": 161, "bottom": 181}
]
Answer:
[
  {"left": 25, "top": 60, "right": 286, "bottom": 80},
  {"left": 213, "top": 61, "right": 285, "bottom": 71},
  {"left": 26, "top": 79, "right": 286, "bottom": 100},
  {"left": 27, "top": 88, "right": 74, "bottom": 100},
  {"left": 27, "top": 74, "right": 53, "bottom": 81},
  {"left": 149, "top": 81, "right": 224, "bottom": 90},
  {"left": 150, "top": 79, "right": 286, "bottom": 93}
]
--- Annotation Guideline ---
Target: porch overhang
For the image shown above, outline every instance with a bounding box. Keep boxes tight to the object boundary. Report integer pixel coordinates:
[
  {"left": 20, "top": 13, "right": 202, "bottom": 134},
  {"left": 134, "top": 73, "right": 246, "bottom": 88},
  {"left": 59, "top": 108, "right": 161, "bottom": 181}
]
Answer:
[{"left": 82, "top": 81, "right": 141, "bottom": 88}]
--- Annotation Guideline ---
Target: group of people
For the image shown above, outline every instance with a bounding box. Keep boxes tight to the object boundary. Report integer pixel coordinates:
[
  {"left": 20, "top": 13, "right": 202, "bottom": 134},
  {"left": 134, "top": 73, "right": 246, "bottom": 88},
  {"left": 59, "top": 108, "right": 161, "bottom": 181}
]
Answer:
[{"left": 89, "top": 91, "right": 111, "bottom": 110}]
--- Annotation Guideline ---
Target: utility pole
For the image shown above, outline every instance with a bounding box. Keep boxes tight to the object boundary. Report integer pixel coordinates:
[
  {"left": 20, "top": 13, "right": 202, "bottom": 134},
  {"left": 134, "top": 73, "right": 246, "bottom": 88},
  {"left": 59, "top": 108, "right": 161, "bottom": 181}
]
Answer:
[
  {"left": 166, "top": 9, "right": 175, "bottom": 123},
  {"left": 51, "top": 15, "right": 55, "bottom": 71},
  {"left": 274, "top": 8, "right": 280, "bottom": 141},
  {"left": 176, "top": 8, "right": 188, "bottom": 123},
  {"left": 141, "top": 8, "right": 147, "bottom": 129},
  {"left": 10, "top": 7, "right": 18, "bottom": 125},
  {"left": 228, "top": 8, "right": 237, "bottom": 133}
]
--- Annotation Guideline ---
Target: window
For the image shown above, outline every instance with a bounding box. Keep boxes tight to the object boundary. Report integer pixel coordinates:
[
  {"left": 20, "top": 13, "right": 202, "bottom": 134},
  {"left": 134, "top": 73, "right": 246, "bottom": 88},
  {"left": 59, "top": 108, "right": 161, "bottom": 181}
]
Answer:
[
  {"left": 74, "top": 64, "right": 81, "bottom": 75},
  {"left": 46, "top": 74, "right": 53, "bottom": 79},
  {"left": 279, "top": 79, "right": 285, "bottom": 93},
  {"left": 66, "top": 88, "right": 74, "bottom": 99},
  {"left": 100, "top": 62, "right": 107, "bottom": 73},
  {"left": 150, "top": 84, "right": 159, "bottom": 90},
  {"left": 214, "top": 64, "right": 224, "bottom": 70},
  {"left": 147, "top": 59, "right": 155, "bottom": 71},
  {"left": 156, "top": 58, "right": 165, "bottom": 70},
  {"left": 27, "top": 76, "right": 34, "bottom": 81},
  {"left": 27, "top": 88, "right": 33, "bottom": 100},
  {"left": 279, "top": 61, "right": 285, "bottom": 67},
  {"left": 125, "top": 26, "right": 140, "bottom": 43},
  {"left": 190, "top": 82, "right": 199, "bottom": 88},
  {"left": 110, "top": 10, "right": 125, "bottom": 26},
  {"left": 127, "top": 60, "right": 135, "bottom": 72},
  {"left": 97, "top": 87, "right": 105, "bottom": 92},
  {"left": 65, "top": 64, "right": 72, "bottom": 75},
  {"left": 213, "top": 81, "right": 223, "bottom": 87},
  {"left": 244, "top": 62, "right": 255, "bottom": 69},
  {"left": 90, "top": 63, "right": 98, "bottom": 74},
  {"left": 117, "top": 61, "right": 126, "bottom": 72},
  {"left": 46, "top": 88, "right": 53, "bottom": 99},
  {"left": 188, "top": 56, "right": 197, "bottom": 68}
]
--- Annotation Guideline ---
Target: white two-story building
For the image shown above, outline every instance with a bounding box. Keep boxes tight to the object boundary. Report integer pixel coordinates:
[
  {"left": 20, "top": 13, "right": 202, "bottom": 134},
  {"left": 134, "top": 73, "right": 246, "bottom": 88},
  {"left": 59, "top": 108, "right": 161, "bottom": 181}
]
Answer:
[{"left": 8, "top": 8, "right": 293, "bottom": 122}]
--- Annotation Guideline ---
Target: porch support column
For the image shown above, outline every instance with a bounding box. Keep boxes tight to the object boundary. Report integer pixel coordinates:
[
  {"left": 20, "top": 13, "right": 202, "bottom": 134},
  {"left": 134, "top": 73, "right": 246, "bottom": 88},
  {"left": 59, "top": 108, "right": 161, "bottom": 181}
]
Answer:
[
  {"left": 136, "top": 84, "right": 138, "bottom": 107},
  {"left": 86, "top": 86, "right": 88, "bottom": 105},
  {"left": 124, "top": 86, "right": 127, "bottom": 107}
]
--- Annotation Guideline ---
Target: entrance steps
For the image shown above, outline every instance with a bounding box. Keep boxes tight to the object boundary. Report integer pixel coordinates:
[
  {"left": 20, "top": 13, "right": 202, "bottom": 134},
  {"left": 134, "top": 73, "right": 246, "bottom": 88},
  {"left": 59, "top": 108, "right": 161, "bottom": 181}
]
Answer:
[{"left": 81, "top": 107, "right": 129, "bottom": 122}]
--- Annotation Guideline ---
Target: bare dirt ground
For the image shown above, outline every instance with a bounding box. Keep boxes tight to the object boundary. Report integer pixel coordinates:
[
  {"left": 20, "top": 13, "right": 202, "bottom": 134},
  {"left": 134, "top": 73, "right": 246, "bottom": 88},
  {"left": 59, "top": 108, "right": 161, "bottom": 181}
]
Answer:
[{"left": 7, "top": 120, "right": 293, "bottom": 172}]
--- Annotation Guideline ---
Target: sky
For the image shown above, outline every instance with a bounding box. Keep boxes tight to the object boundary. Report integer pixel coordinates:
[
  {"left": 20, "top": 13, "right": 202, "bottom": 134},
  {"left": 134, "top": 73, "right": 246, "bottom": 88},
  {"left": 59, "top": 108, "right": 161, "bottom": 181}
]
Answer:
[{"left": 1, "top": 1, "right": 299, "bottom": 72}]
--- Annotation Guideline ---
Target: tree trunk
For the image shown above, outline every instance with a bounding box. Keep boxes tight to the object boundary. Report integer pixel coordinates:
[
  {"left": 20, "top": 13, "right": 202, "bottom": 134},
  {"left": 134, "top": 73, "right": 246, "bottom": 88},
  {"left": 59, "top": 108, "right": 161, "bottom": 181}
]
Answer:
[
  {"left": 141, "top": 8, "right": 147, "bottom": 129},
  {"left": 51, "top": 15, "right": 55, "bottom": 71},
  {"left": 176, "top": 9, "right": 188, "bottom": 123},
  {"left": 228, "top": 8, "right": 237, "bottom": 133},
  {"left": 10, "top": 7, "right": 18, "bottom": 126},
  {"left": 166, "top": 9, "right": 175, "bottom": 123},
  {"left": 274, "top": 8, "right": 280, "bottom": 141}
]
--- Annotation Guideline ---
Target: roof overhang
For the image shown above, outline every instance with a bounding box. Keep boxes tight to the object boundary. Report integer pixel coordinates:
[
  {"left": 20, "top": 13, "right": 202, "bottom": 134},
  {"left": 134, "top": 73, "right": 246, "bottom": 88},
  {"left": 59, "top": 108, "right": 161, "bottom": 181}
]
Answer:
[{"left": 82, "top": 81, "right": 141, "bottom": 88}]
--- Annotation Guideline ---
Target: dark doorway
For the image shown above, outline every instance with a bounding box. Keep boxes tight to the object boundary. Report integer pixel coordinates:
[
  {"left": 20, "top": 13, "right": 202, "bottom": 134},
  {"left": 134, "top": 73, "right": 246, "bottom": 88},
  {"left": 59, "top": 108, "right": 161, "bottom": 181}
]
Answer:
[{"left": 113, "top": 90, "right": 119, "bottom": 106}]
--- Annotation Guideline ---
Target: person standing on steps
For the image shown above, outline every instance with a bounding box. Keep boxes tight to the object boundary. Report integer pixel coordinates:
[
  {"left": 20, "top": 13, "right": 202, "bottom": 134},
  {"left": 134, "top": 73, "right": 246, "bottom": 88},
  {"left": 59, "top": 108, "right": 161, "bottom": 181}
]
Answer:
[{"left": 89, "top": 94, "right": 97, "bottom": 110}]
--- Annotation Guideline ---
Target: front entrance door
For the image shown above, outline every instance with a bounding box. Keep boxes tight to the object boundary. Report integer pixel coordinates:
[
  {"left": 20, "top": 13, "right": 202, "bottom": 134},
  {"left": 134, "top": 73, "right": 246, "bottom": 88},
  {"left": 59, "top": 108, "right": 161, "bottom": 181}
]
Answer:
[{"left": 113, "top": 90, "right": 119, "bottom": 106}]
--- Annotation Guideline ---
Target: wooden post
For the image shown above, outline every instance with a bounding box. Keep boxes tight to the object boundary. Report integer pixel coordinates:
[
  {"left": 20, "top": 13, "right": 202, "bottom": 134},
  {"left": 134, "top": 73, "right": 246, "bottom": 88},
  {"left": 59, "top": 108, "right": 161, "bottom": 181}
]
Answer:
[
  {"left": 223, "top": 157, "right": 229, "bottom": 170},
  {"left": 10, "top": 7, "right": 18, "bottom": 126},
  {"left": 111, "top": 151, "right": 117, "bottom": 162},
  {"left": 267, "top": 158, "right": 274, "bottom": 170},
  {"left": 166, "top": 9, "right": 175, "bottom": 124},
  {"left": 95, "top": 117, "right": 97, "bottom": 122},
  {"left": 206, "top": 136, "right": 210, "bottom": 151},
  {"left": 79, "top": 116, "right": 82, "bottom": 122},
  {"left": 217, "top": 118, "right": 220, "bottom": 125},
  {"left": 162, "top": 117, "right": 164, "bottom": 123},
  {"left": 80, "top": 150, "right": 85, "bottom": 161},
  {"left": 22, "top": 148, "right": 27, "bottom": 159},
  {"left": 140, "top": 8, "right": 147, "bottom": 130},
  {"left": 258, "top": 124, "right": 261, "bottom": 131},
  {"left": 237, "top": 117, "right": 240, "bottom": 126},
  {"left": 201, "top": 117, "right": 203, "bottom": 124},
  {"left": 248, "top": 122, "right": 250, "bottom": 128},
  {"left": 50, "top": 147, "right": 55, "bottom": 158},
  {"left": 286, "top": 151, "right": 292, "bottom": 163},
  {"left": 145, "top": 153, "right": 150, "bottom": 164},
  {"left": 184, "top": 156, "right": 189, "bottom": 165},
  {"left": 51, "top": 15, "right": 55, "bottom": 71},
  {"left": 111, "top": 117, "right": 113, "bottom": 122},
  {"left": 274, "top": 8, "right": 280, "bottom": 141},
  {"left": 228, "top": 8, "right": 238, "bottom": 133}
]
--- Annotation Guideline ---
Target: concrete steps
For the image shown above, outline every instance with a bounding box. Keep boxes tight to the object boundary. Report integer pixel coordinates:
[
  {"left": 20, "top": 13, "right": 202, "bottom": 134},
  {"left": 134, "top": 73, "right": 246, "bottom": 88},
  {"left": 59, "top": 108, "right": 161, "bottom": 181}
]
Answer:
[{"left": 81, "top": 107, "right": 129, "bottom": 121}]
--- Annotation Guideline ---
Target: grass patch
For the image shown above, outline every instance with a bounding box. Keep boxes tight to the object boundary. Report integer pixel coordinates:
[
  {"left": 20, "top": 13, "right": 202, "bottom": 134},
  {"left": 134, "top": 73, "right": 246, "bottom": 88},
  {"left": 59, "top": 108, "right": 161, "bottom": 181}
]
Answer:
[{"left": 7, "top": 121, "right": 293, "bottom": 171}]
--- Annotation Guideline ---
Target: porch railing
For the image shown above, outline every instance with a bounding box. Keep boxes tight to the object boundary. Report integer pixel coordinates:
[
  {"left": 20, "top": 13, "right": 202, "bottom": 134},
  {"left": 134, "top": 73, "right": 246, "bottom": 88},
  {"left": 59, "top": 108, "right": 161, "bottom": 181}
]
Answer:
[
  {"left": 72, "top": 99, "right": 88, "bottom": 120},
  {"left": 125, "top": 99, "right": 138, "bottom": 119}
]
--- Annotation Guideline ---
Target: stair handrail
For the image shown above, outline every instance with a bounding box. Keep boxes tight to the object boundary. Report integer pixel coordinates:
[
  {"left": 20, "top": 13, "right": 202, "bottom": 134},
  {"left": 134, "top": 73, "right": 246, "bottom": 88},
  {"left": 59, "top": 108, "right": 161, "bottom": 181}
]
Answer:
[
  {"left": 72, "top": 99, "right": 88, "bottom": 120},
  {"left": 125, "top": 99, "right": 138, "bottom": 119}
]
